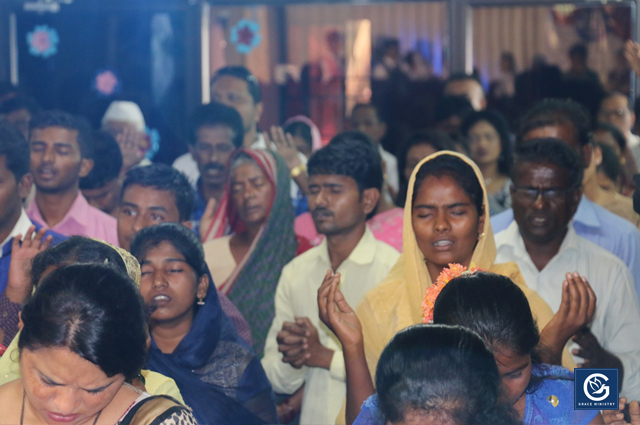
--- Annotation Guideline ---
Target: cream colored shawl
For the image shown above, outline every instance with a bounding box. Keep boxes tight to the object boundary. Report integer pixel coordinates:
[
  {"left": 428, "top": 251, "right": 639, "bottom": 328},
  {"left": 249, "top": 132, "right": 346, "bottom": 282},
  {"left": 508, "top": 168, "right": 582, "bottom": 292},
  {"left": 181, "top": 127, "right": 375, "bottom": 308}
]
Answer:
[{"left": 355, "top": 151, "right": 573, "bottom": 381}]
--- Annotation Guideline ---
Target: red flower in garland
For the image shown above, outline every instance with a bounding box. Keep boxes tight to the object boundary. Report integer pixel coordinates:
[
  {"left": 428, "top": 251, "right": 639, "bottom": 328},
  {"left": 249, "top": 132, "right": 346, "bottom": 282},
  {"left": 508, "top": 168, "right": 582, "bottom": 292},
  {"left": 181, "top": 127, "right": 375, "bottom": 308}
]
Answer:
[{"left": 422, "top": 263, "right": 484, "bottom": 323}]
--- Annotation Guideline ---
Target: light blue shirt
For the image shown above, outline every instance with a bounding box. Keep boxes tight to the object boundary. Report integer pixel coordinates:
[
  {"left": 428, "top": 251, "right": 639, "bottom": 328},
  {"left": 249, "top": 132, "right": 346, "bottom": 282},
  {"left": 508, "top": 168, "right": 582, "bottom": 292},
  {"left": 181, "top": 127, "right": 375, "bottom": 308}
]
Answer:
[{"left": 491, "top": 195, "right": 640, "bottom": 299}]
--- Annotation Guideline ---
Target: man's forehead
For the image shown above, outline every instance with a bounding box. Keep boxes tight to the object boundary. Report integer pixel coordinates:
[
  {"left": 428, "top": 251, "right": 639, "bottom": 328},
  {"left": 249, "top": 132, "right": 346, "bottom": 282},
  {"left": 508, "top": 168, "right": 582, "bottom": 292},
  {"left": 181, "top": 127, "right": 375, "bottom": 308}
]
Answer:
[
  {"left": 602, "top": 94, "right": 628, "bottom": 110},
  {"left": 30, "top": 126, "right": 79, "bottom": 143},
  {"left": 211, "top": 75, "right": 249, "bottom": 94},
  {"left": 309, "top": 174, "right": 355, "bottom": 185},
  {"left": 523, "top": 124, "right": 580, "bottom": 150},
  {"left": 123, "top": 185, "right": 177, "bottom": 206},
  {"left": 515, "top": 161, "right": 568, "bottom": 184}
]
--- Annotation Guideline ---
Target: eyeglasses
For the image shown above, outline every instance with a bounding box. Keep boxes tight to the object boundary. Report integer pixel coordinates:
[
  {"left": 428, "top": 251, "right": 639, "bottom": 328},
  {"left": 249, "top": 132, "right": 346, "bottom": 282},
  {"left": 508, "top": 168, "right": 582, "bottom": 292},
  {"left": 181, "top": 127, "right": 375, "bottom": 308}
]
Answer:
[{"left": 511, "top": 184, "right": 579, "bottom": 202}]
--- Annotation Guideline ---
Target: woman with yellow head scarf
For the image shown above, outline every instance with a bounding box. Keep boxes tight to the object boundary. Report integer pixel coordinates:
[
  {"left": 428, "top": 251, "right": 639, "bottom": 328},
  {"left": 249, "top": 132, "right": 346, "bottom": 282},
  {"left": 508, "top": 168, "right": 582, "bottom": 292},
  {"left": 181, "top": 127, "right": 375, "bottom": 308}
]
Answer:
[
  {"left": 325, "top": 151, "right": 581, "bottom": 424},
  {"left": 356, "top": 151, "right": 576, "bottom": 380},
  {"left": 0, "top": 236, "right": 184, "bottom": 404}
]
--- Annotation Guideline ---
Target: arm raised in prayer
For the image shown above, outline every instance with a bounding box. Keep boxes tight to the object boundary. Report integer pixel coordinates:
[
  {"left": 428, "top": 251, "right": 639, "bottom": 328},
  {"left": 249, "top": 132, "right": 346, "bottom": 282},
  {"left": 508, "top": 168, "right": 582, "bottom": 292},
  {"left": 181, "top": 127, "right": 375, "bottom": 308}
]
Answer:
[{"left": 318, "top": 270, "right": 375, "bottom": 425}]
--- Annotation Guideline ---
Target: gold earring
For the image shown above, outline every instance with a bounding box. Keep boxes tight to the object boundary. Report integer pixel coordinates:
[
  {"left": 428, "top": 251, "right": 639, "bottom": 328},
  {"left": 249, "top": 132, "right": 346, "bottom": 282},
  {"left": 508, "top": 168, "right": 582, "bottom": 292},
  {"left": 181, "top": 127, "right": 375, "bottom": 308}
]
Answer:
[{"left": 197, "top": 297, "right": 205, "bottom": 306}]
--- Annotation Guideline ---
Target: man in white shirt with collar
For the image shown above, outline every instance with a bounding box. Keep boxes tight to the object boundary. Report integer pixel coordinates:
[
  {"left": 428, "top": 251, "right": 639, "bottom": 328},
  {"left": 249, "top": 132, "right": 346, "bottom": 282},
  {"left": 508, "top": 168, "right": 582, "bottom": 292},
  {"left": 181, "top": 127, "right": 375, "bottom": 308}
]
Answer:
[
  {"left": 174, "top": 66, "right": 308, "bottom": 208},
  {"left": 495, "top": 138, "right": 640, "bottom": 401},
  {"left": 262, "top": 133, "right": 399, "bottom": 424}
]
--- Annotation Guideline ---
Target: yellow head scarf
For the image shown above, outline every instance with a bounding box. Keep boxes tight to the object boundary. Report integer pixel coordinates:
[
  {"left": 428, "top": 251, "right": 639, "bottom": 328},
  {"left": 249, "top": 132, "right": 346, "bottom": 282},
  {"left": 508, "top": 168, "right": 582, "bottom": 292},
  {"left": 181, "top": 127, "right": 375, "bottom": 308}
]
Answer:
[
  {"left": 93, "top": 239, "right": 141, "bottom": 286},
  {"left": 355, "top": 151, "right": 567, "bottom": 381},
  {"left": 0, "top": 240, "right": 184, "bottom": 404}
]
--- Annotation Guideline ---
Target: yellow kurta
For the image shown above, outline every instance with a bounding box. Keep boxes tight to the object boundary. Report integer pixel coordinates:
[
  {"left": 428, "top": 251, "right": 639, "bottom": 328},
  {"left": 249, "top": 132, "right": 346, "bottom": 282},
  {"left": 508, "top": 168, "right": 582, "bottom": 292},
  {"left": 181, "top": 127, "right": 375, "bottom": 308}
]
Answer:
[{"left": 345, "top": 151, "right": 573, "bottom": 423}]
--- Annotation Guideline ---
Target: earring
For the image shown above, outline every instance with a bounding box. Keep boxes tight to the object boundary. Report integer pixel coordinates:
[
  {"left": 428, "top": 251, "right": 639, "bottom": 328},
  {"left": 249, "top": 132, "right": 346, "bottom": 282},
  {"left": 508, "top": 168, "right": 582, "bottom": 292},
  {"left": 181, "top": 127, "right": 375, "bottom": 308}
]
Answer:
[
  {"left": 197, "top": 297, "right": 205, "bottom": 306},
  {"left": 479, "top": 232, "right": 485, "bottom": 239}
]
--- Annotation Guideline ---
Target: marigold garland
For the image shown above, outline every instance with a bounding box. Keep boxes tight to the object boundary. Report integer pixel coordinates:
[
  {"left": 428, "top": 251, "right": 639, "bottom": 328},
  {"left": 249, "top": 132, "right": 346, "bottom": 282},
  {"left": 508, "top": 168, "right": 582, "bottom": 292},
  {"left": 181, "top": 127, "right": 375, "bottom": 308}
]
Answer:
[{"left": 422, "top": 263, "right": 484, "bottom": 323}]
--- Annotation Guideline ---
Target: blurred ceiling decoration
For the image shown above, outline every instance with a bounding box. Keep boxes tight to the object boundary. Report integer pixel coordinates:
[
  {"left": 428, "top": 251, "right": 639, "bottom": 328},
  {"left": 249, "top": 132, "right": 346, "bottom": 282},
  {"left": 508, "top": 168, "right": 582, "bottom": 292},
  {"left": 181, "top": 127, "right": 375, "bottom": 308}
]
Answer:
[{"left": 23, "top": 0, "right": 73, "bottom": 14}]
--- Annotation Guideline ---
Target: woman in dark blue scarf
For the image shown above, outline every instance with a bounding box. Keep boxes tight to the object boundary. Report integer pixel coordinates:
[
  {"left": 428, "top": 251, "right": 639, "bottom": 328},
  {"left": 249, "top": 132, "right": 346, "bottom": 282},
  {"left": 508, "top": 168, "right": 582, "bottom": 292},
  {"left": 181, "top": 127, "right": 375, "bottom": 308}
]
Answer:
[{"left": 131, "top": 222, "right": 278, "bottom": 424}]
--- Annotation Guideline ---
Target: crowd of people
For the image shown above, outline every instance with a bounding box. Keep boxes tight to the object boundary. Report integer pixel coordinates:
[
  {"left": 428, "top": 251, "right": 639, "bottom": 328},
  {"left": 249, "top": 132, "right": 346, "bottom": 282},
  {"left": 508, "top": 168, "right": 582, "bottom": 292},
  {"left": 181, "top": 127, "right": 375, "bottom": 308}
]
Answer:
[{"left": 1, "top": 38, "right": 640, "bottom": 425}]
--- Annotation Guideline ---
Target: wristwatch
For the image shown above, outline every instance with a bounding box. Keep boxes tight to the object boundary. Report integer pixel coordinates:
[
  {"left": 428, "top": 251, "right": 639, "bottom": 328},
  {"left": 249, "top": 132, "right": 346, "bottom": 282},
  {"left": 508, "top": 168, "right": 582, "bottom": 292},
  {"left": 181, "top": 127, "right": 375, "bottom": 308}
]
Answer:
[{"left": 290, "top": 163, "right": 307, "bottom": 178}]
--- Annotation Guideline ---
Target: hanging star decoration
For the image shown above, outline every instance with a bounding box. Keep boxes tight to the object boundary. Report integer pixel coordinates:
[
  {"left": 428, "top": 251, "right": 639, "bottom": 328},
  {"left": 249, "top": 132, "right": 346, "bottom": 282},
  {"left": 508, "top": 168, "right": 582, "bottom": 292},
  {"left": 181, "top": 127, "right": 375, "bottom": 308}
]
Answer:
[
  {"left": 422, "top": 263, "right": 484, "bottom": 323},
  {"left": 230, "top": 19, "right": 262, "bottom": 54},
  {"left": 27, "top": 25, "right": 59, "bottom": 58},
  {"left": 93, "top": 69, "right": 121, "bottom": 97}
]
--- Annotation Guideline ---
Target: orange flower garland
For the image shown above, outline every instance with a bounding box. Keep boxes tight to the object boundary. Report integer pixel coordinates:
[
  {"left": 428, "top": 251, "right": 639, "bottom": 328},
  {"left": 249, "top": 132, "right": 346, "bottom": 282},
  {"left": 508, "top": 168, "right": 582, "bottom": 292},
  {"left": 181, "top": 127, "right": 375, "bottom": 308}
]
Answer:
[{"left": 422, "top": 263, "right": 484, "bottom": 323}]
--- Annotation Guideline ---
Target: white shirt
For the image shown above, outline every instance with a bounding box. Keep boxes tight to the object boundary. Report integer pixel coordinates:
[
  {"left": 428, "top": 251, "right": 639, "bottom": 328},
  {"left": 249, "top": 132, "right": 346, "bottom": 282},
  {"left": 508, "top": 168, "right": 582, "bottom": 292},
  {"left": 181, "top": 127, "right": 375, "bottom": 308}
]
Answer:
[
  {"left": 0, "top": 210, "right": 33, "bottom": 257},
  {"left": 495, "top": 221, "right": 640, "bottom": 400},
  {"left": 379, "top": 146, "right": 399, "bottom": 194},
  {"left": 261, "top": 227, "right": 399, "bottom": 425},
  {"left": 172, "top": 152, "right": 199, "bottom": 188}
]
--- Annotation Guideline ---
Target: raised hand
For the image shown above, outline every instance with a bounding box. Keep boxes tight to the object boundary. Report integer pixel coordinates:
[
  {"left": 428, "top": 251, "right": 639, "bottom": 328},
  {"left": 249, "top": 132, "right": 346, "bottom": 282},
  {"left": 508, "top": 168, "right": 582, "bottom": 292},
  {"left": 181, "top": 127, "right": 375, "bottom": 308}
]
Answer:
[
  {"left": 199, "top": 198, "right": 217, "bottom": 242},
  {"left": 317, "top": 270, "right": 363, "bottom": 351},
  {"left": 540, "top": 272, "right": 596, "bottom": 362},
  {"left": 116, "top": 127, "right": 147, "bottom": 173},
  {"left": 6, "top": 226, "right": 52, "bottom": 304},
  {"left": 265, "top": 126, "right": 302, "bottom": 170},
  {"left": 625, "top": 40, "right": 640, "bottom": 75}
]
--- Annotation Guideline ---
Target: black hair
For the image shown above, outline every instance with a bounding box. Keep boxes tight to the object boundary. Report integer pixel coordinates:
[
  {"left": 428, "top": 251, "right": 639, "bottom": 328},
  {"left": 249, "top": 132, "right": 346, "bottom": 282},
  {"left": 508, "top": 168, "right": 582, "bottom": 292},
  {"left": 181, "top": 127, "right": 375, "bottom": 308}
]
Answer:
[
  {"left": 500, "top": 52, "right": 516, "bottom": 73},
  {"left": 0, "top": 121, "right": 29, "bottom": 180},
  {"left": 594, "top": 122, "right": 627, "bottom": 153},
  {"left": 519, "top": 98, "right": 592, "bottom": 148},
  {"left": 396, "top": 131, "right": 456, "bottom": 206},
  {"left": 352, "top": 102, "right": 385, "bottom": 123},
  {"left": 130, "top": 223, "right": 207, "bottom": 279},
  {"left": 512, "top": 137, "right": 584, "bottom": 190},
  {"left": 121, "top": 164, "right": 195, "bottom": 221},
  {"left": 569, "top": 43, "right": 588, "bottom": 60},
  {"left": 308, "top": 130, "right": 384, "bottom": 193},
  {"left": 19, "top": 264, "right": 147, "bottom": 381},
  {"left": 461, "top": 110, "right": 513, "bottom": 175},
  {"left": 30, "top": 236, "right": 128, "bottom": 286},
  {"left": 0, "top": 95, "right": 41, "bottom": 116},
  {"left": 189, "top": 101, "right": 244, "bottom": 148},
  {"left": 376, "top": 324, "right": 519, "bottom": 425},
  {"left": 403, "top": 130, "right": 456, "bottom": 155},
  {"left": 435, "top": 95, "right": 474, "bottom": 124},
  {"left": 433, "top": 272, "right": 540, "bottom": 359},
  {"left": 412, "top": 154, "right": 484, "bottom": 215},
  {"left": 29, "top": 110, "right": 95, "bottom": 159},
  {"left": 210, "top": 66, "right": 262, "bottom": 104},
  {"left": 79, "top": 131, "right": 123, "bottom": 190},
  {"left": 597, "top": 142, "right": 621, "bottom": 184},
  {"left": 283, "top": 121, "right": 312, "bottom": 150}
]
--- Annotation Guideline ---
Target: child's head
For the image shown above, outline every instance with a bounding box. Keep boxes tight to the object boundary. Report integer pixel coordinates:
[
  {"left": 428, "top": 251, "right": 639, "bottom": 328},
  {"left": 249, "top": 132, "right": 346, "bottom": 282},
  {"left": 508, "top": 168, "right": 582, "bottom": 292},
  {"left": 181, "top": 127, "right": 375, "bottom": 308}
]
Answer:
[
  {"left": 433, "top": 272, "right": 540, "bottom": 406},
  {"left": 376, "top": 324, "right": 518, "bottom": 425}
]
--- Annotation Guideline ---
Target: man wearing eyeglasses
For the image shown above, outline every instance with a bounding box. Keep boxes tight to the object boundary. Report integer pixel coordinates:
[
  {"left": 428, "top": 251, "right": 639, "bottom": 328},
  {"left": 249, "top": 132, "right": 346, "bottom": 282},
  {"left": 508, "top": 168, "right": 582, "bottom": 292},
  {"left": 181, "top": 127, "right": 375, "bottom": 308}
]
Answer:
[
  {"left": 491, "top": 98, "right": 640, "bottom": 302},
  {"left": 495, "top": 137, "right": 640, "bottom": 401},
  {"left": 598, "top": 92, "right": 640, "bottom": 168}
]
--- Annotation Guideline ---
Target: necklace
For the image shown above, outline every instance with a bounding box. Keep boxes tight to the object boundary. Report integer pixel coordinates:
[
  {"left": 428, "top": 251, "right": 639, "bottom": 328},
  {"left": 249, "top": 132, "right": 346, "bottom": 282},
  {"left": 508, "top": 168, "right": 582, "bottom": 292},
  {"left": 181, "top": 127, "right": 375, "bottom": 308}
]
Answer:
[{"left": 20, "top": 390, "right": 103, "bottom": 425}]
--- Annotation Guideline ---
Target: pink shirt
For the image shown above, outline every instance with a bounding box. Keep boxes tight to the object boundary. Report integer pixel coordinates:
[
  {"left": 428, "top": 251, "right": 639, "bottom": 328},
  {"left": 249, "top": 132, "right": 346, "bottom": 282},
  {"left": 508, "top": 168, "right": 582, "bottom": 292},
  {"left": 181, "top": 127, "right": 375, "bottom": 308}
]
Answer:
[
  {"left": 294, "top": 208, "right": 403, "bottom": 252},
  {"left": 26, "top": 192, "right": 119, "bottom": 247}
]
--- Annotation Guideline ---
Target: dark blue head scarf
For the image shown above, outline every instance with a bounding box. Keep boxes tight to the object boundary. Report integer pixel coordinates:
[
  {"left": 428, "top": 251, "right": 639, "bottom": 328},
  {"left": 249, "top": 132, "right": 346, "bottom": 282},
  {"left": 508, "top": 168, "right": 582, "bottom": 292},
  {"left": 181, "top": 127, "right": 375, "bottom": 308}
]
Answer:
[{"left": 145, "top": 266, "right": 279, "bottom": 425}]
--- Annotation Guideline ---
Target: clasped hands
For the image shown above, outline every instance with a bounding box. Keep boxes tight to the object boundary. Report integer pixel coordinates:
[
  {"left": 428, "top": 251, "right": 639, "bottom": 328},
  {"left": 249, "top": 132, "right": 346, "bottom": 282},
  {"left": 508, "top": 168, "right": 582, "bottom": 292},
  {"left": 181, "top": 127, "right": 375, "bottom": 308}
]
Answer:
[{"left": 277, "top": 314, "right": 334, "bottom": 370}]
